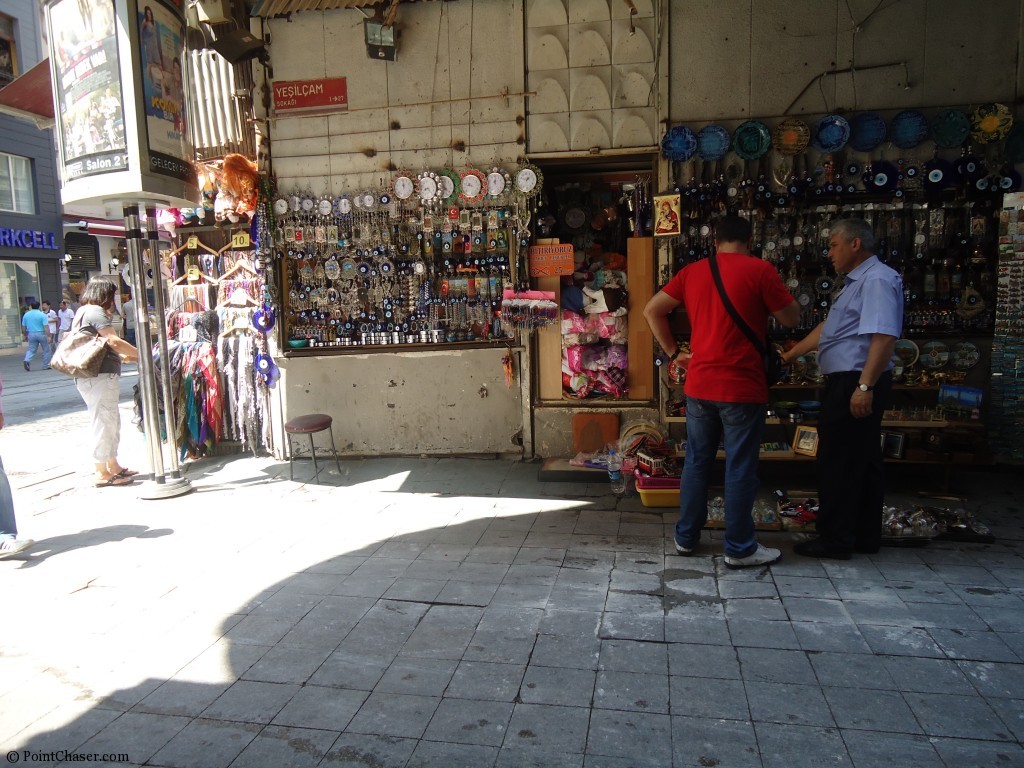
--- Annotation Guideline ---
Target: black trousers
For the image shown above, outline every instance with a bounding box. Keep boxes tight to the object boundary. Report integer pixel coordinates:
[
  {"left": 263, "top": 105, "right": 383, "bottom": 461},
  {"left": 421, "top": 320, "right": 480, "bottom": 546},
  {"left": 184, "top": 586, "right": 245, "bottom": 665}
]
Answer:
[{"left": 815, "top": 370, "right": 892, "bottom": 551}]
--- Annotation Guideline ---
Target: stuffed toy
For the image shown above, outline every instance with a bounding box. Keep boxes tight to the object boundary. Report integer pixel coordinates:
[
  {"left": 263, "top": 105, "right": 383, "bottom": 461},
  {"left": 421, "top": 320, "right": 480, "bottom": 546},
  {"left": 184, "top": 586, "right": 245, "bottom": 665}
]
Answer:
[{"left": 220, "top": 153, "right": 260, "bottom": 218}]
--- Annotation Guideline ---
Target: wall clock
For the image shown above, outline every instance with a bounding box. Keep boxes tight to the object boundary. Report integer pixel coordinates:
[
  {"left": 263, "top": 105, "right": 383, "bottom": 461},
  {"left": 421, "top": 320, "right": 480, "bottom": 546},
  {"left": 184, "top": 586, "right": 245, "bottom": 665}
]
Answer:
[
  {"left": 515, "top": 164, "right": 543, "bottom": 196},
  {"left": 418, "top": 172, "right": 439, "bottom": 203},
  {"left": 392, "top": 175, "right": 414, "bottom": 200},
  {"left": 459, "top": 169, "right": 486, "bottom": 203},
  {"left": 438, "top": 170, "right": 459, "bottom": 204}
]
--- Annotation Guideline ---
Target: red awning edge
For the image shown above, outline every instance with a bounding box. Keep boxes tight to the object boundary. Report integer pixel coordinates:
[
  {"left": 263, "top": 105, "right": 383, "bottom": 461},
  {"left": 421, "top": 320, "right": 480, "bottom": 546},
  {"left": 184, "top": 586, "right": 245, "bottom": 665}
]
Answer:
[{"left": 0, "top": 59, "right": 55, "bottom": 129}]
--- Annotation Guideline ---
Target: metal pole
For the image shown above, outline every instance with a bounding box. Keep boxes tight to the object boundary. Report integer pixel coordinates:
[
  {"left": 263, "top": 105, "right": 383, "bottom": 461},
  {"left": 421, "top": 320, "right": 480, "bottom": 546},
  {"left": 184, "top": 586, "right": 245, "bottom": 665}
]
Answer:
[
  {"left": 123, "top": 203, "right": 192, "bottom": 499},
  {"left": 145, "top": 206, "right": 184, "bottom": 479}
]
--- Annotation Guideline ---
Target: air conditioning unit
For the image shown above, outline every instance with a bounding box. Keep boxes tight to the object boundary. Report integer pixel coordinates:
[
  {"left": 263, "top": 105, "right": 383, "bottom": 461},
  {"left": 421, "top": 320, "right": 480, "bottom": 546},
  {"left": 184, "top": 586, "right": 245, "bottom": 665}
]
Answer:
[{"left": 194, "top": 0, "right": 230, "bottom": 25}]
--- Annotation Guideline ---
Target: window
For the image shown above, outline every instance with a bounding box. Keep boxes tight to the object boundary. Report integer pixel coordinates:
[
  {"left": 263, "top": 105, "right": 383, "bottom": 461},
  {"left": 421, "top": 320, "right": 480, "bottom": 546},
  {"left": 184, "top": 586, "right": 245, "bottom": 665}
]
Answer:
[
  {"left": 0, "top": 152, "right": 34, "bottom": 214},
  {"left": 0, "top": 13, "right": 16, "bottom": 88}
]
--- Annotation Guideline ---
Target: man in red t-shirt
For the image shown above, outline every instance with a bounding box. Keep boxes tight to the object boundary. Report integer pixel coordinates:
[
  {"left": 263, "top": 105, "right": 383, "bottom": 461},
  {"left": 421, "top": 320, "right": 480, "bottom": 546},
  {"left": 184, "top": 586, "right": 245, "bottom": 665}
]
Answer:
[{"left": 644, "top": 215, "right": 799, "bottom": 568}]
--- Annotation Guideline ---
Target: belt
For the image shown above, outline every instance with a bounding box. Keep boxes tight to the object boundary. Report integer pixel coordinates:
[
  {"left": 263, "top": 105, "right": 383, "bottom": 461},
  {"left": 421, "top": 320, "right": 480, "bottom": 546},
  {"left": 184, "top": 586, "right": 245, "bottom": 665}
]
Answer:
[{"left": 822, "top": 370, "right": 861, "bottom": 382}]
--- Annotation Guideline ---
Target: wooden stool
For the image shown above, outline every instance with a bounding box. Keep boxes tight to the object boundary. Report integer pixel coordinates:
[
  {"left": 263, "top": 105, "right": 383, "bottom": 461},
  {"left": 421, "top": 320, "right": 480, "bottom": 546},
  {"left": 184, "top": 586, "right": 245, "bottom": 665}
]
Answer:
[{"left": 284, "top": 413, "right": 341, "bottom": 482}]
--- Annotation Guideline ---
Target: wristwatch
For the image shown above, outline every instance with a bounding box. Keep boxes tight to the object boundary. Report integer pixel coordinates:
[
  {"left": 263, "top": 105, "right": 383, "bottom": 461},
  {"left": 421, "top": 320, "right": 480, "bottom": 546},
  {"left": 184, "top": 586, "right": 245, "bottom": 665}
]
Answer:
[{"left": 857, "top": 383, "right": 874, "bottom": 392}]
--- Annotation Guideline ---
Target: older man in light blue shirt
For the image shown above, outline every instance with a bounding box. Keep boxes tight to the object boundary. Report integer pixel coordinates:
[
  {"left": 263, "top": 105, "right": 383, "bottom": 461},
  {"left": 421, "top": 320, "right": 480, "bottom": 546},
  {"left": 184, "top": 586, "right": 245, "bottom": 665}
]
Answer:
[{"left": 782, "top": 218, "right": 903, "bottom": 559}]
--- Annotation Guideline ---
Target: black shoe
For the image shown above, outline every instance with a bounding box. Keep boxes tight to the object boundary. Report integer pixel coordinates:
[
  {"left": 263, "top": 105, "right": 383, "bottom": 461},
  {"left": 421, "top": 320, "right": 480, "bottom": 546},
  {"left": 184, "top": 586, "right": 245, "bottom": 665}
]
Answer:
[
  {"left": 23, "top": 361, "right": 29, "bottom": 371},
  {"left": 853, "top": 543, "right": 880, "bottom": 554},
  {"left": 794, "top": 537, "right": 852, "bottom": 560}
]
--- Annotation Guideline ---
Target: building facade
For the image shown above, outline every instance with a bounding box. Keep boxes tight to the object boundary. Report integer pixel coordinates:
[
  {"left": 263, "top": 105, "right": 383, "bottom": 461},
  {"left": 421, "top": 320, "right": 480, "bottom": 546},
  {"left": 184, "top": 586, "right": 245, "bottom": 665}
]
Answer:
[{"left": 0, "top": 0, "right": 63, "bottom": 348}]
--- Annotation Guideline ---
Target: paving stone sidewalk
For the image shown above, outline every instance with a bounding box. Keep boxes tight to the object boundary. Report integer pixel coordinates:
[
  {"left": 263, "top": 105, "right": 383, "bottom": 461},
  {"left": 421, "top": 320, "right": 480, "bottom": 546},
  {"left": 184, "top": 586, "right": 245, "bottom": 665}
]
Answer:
[{"left": 0, "top": 379, "right": 1022, "bottom": 766}]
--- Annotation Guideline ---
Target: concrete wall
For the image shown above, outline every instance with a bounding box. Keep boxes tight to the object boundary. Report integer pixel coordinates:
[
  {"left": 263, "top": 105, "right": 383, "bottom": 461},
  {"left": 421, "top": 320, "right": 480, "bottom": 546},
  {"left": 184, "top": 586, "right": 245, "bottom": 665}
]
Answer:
[
  {"left": 669, "top": 0, "right": 1024, "bottom": 121},
  {"left": 279, "top": 348, "right": 524, "bottom": 456},
  {"left": 265, "top": 1, "right": 526, "bottom": 188}
]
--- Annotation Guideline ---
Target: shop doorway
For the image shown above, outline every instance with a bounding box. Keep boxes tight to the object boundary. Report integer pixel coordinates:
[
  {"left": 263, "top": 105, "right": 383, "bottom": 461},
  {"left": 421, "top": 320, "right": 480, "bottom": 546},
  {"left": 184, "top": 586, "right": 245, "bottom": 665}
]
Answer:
[
  {"left": 0, "top": 259, "right": 40, "bottom": 348},
  {"left": 532, "top": 157, "right": 657, "bottom": 403}
]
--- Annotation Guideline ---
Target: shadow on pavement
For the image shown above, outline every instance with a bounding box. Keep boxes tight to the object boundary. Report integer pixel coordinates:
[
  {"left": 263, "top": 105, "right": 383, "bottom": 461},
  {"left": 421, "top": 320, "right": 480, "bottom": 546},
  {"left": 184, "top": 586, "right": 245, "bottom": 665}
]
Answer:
[{"left": 12, "top": 525, "right": 174, "bottom": 568}]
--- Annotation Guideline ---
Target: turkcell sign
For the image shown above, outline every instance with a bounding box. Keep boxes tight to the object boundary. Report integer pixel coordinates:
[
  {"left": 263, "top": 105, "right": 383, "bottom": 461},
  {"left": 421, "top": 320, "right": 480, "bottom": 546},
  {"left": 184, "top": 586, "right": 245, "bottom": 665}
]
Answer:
[
  {"left": 0, "top": 227, "right": 59, "bottom": 250},
  {"left": 272, "top": 77, "right": 348, "bottom": 115}
]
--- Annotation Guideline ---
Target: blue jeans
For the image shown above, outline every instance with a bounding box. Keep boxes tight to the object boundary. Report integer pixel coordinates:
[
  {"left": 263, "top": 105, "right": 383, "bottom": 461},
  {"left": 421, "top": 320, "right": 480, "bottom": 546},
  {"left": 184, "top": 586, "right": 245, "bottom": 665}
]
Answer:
[
  {"left": 25, "top": 332, "right": 51, "bottom": 367},
  {"left": 677, "top": 398, "right": 766, "bottom": 558},
  {"left": 0, "top": 456, "right": 17, "bottom": 539}
]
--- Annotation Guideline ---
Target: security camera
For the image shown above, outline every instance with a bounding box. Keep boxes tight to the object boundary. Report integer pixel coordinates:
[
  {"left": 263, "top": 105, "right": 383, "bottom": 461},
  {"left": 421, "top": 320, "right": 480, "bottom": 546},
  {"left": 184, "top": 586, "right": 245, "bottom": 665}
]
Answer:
[{"left": 77, "top": 220, "right": 88, "bottom": 230}]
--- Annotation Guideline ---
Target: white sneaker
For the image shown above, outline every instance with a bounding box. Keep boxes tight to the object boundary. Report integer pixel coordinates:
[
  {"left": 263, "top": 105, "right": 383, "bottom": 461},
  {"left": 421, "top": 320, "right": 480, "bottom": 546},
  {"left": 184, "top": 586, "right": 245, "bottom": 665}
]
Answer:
[
  {"left": 724, "top": 543, "right": 781, "bottom": 569},
  {"left": 0, "top": 538, "right": 34, "bottom": 559}
]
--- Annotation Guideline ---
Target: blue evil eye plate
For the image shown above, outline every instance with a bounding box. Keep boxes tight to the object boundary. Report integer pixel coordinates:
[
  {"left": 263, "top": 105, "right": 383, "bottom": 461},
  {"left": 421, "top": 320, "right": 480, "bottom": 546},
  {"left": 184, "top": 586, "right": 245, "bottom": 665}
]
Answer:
[
  {"left": 696, "top": 124, "right": 731, "bottom": 161},
  {"left": 890, "top": 110, "right": 929, "bottom": 149},
  {"left": 812, "top": 114, "right": 850, "bottom": 153},
  {"left": 660, "top": 125, "right": 698, "bottom": 162}
]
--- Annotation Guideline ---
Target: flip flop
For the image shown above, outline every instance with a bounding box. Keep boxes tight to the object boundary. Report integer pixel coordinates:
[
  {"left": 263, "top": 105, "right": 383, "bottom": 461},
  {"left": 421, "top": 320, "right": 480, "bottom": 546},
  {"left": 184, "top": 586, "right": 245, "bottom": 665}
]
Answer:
[
  {"left": 95, "top": 475, "right": 135, "bottom": 488},
  {"left": 114, "top": 469, "right": 140, "bottom": 478}
]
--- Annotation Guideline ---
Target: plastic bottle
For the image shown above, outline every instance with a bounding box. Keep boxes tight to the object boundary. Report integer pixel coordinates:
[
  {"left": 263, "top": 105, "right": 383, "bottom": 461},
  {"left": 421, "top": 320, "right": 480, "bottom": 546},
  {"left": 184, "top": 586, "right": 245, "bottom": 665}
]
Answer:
[{"left": 607, "top": 450, "right": 625, "bottom": 496}]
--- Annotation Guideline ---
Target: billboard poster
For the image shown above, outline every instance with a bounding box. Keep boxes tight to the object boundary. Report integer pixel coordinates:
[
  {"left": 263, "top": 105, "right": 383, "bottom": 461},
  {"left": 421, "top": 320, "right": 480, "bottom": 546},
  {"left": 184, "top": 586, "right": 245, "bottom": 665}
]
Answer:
[
  {"left": 137, "top": 0, "right": 194, "bottom": 182},
  {"left": 49, "top": 0, "right": 128, "bottom": 180}
]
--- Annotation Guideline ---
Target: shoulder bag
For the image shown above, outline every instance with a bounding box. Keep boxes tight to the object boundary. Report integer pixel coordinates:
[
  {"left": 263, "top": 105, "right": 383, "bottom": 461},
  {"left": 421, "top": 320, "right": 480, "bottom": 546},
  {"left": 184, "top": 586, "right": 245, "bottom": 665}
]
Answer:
[
  {"left": 708, "top": 254, "right": 785, "bottom": 387},
  {"left": 49, "top": 314, "right": 110, "bottom": 378}
]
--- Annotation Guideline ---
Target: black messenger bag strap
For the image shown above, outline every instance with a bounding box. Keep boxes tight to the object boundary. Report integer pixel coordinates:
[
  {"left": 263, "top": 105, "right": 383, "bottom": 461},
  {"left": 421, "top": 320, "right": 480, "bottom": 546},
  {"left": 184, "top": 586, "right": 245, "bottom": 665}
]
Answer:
[{"left": 708, "top": 253, "right": 767, "bottom": 357}]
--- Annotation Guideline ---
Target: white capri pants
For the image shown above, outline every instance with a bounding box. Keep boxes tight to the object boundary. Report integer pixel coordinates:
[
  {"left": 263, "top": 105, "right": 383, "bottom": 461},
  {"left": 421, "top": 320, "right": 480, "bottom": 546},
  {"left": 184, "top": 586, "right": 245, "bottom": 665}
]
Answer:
[{"left": 76, "top": 374, "right": 121, "bottom": 462}]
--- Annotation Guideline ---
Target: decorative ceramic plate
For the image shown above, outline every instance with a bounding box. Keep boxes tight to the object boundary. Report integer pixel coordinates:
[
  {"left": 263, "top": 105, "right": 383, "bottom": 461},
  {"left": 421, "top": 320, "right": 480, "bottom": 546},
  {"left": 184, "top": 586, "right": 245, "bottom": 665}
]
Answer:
[
  {"left": 971, "top": 102, "right": 1013, "bottom": 144},
  {"left": 772, "top": 119, "right": 810, "bottom": 156},
  {"left": 890, "top": 110, "right": 929, "bottom": 149},
  {"left": 951, "top": 341, "right": 980, "bottom": 370},
  {"left": 918, "top": 340, "right": 950, "bottom": 369},
  {"left": 813, "top": 114, "right": 851, "bottom": 152},
  {"left": 661, "top": 125, "right": 698, "bottom": 162},
  {"left": 848, "top": 112, "right": 887, "bottom": 152},
  {"left": 696, "top": 124, "right": 731, "bottom": 161},
  {"left": 732, "top": 120, "right": 772, "bottom": 161},
  {"left": 930, "top": 109, "right": 971, "bottom": 148},
  {"left": 893, "top": 338, "right": 919, "bottom": 367}
]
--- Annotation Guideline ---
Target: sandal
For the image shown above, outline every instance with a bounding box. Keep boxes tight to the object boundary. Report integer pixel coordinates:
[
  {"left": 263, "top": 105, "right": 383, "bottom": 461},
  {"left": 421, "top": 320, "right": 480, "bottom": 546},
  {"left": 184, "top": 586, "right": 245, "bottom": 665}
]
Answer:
[
  {"left": 95, "top": 475, "right": 135, "bottom": 488},
  {"left": 114, "top": 468, "right": 140, "bottom": 478}
]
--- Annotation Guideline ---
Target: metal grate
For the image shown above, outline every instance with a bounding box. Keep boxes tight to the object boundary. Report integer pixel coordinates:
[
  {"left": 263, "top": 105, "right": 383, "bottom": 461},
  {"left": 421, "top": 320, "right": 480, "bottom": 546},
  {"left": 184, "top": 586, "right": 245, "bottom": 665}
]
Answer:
[{"left": 186, "top": 49, "right": 255, "bottom": 161}]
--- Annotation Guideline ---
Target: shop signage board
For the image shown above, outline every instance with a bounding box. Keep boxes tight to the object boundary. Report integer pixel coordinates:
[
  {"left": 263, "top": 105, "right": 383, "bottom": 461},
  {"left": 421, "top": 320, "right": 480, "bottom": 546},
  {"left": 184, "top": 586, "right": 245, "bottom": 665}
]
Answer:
[
  {"left": 0, "top": 228, "right": 59, "bottom": 250},
  {"left": 272, "top": 77, "right": 348, "bottom": 115},
  {"left": 528, "top": 243, "right": 574, "bottom": 277},
  {"left": 44, "top": 0, "right": 198, "bottom": 209}
]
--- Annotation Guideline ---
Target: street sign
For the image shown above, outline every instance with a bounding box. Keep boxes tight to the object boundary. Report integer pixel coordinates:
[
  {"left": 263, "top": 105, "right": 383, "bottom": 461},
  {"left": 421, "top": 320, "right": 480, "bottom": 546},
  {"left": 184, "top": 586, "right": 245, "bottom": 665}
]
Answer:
[{"left": 272, "top": 77, "right": 348, "bottom": 115}]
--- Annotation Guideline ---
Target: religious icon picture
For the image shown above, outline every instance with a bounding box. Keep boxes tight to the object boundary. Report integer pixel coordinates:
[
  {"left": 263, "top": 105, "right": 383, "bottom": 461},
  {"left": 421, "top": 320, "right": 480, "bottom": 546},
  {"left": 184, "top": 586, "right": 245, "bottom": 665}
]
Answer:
[
  {"left": 793, "top": 426, "right": 819, "bottom": 456},
  {"left": 653, "top": 193, "right": 682, "bottom": 237}
]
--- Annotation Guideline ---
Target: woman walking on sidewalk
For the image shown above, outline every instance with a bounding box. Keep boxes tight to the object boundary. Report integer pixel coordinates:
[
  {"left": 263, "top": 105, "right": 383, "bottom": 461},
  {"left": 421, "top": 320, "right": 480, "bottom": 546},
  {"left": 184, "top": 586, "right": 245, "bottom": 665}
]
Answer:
[{"left": 72, "top": 279, "right": 141, "bottom": 488}]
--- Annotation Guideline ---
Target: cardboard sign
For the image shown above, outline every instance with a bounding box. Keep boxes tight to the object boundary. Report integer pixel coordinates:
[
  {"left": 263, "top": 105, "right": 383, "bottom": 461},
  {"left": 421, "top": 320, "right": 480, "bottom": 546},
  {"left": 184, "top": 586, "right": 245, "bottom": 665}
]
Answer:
[
  {"left": 272, "top": 77, "right": 348, "bottom": 115},
  {"left": 528, "top": 243, "right": 574, "bottom": 277}
]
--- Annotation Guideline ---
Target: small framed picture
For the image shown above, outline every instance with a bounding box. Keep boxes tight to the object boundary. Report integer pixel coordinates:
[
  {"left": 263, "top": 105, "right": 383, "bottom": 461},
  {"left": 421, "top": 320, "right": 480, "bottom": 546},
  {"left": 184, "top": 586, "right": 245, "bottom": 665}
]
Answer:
[
  {"left": 793, "top": 425, "right": 819, "bottom": 456},
  {"left": 882, "top": 431, "right": 906, "bottom": 459},
  {"left": 653, "top": 193, "right": 682, "bottom": 237}
]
